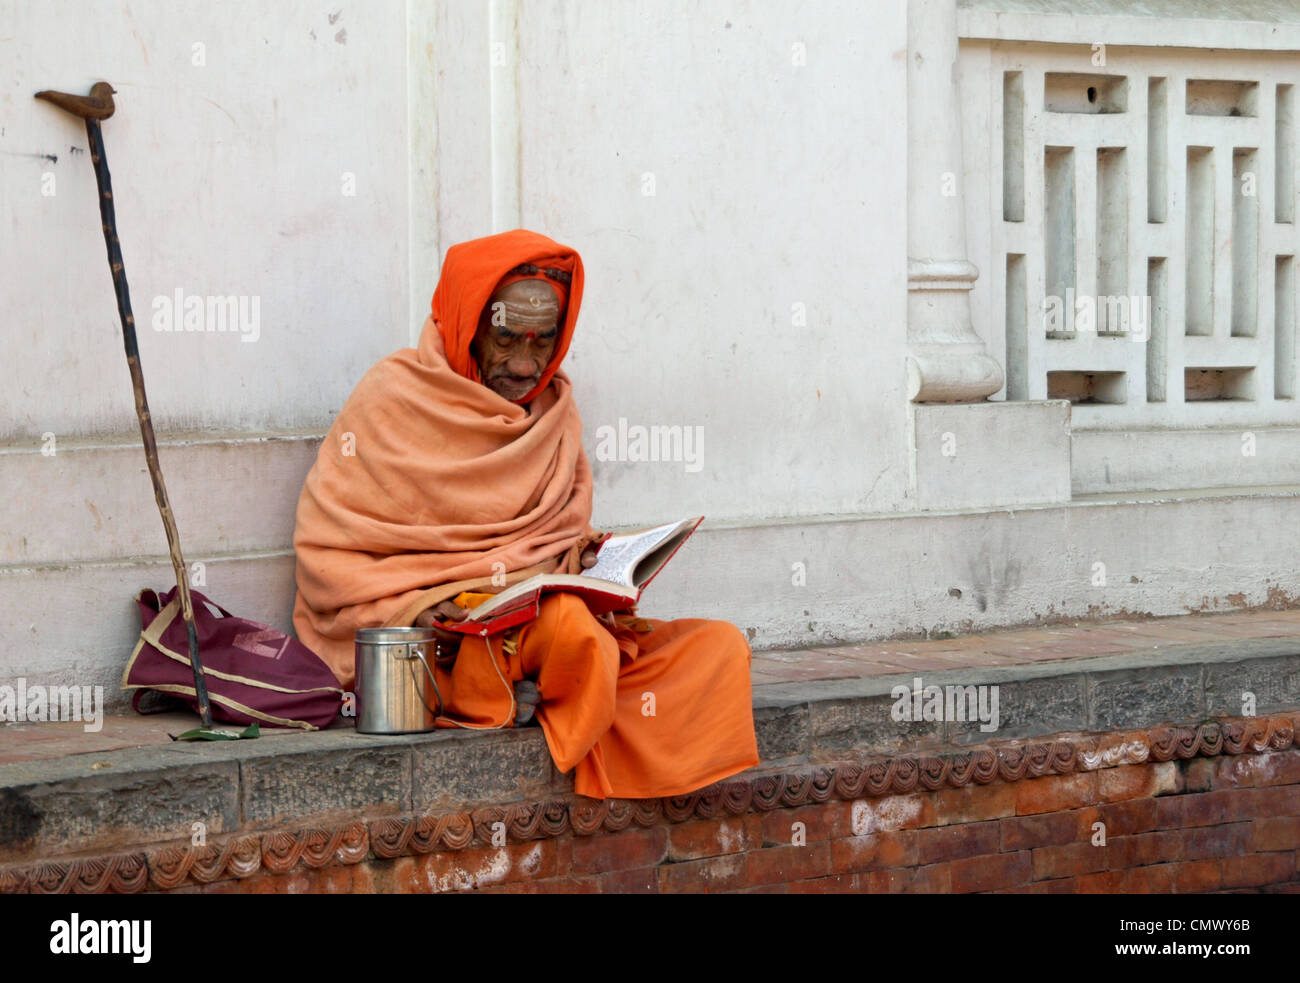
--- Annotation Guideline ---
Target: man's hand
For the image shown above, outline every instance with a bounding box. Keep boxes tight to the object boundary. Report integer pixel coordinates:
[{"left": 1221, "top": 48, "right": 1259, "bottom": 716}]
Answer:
[
  {"left": 415, "top": 599, "right": 468, "bottom": 664},
  {"left": 580, "top": 546, "right": 599, "bottom": 570}
]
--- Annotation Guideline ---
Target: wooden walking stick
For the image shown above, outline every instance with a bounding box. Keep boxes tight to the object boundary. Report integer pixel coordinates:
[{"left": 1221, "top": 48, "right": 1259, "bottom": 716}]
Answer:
[{"left": 36, "top": 81, "right": 213, "bottom": 727}]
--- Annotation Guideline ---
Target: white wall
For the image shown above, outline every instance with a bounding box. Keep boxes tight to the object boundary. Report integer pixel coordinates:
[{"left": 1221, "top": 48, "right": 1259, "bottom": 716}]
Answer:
[
  {"left": 0, "top": 0, "right": 913, "bottom": 695},
  {"left": 0, "top": 0, "right": 410, "bottom": 439},
  {"left": 426, "top": 0, "right": 912, "bottom": 527},
  {"left": 4, "top": 0, "right": 1297, "bottom": 704},
  {"left": 5, "top": 0, "right": 909, "bottom": 509}
]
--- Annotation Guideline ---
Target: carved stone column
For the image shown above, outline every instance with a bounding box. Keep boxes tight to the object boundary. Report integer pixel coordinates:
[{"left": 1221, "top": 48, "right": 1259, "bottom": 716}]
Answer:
[{"left": 906, "top": 0, "right": 1004, "bottom": 402}]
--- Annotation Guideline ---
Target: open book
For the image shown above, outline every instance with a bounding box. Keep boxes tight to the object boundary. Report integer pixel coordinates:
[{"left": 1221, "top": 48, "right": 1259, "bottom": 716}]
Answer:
[{"left": 442, "top": 516, "right": 704, "bottom": 637}]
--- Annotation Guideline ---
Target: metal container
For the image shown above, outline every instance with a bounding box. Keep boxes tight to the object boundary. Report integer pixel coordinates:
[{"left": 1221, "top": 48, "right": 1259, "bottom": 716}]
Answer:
[{"left": 354, "top": 627, "right": 443, "bottom": 734}]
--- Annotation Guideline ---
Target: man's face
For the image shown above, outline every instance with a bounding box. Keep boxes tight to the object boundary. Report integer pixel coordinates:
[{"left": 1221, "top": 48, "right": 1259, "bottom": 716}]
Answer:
[{"left": 472, "top": 279, "right": 561, "bottom": 401}]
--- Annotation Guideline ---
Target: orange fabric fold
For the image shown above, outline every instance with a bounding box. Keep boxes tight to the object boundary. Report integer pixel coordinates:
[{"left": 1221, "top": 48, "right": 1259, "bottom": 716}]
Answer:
[
  {"left": 434, "top": 593, "right": 760, "bottom": 799},
  {"left": 292, "top": 230, "right": 593, "bottom": 687}
]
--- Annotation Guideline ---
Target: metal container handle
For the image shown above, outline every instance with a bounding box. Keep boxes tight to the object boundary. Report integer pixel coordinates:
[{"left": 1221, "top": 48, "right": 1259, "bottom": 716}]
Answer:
[{"left": 403, "top": 643, "right": 444, "bottom": 721}]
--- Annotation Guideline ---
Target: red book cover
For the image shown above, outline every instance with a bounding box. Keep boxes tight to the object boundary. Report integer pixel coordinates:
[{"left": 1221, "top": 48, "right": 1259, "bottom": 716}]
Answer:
[{"left": 441, "top": 516, "right": 703, "bottom": 636}]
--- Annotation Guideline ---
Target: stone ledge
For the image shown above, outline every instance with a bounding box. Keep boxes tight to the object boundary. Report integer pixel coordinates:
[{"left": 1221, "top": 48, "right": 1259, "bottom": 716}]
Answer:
[
  {"left": 1072, "top": 428, "right": 1300, "bottom": 495},
  {"left": 2, "top": 636, "right": 1298, "bottom": 868},
  {"left": 753, "top": 637, "right": 1300, "bottom": 756},
  {"left": 0, "top": 726, "right": 560, "bottom": 865}
]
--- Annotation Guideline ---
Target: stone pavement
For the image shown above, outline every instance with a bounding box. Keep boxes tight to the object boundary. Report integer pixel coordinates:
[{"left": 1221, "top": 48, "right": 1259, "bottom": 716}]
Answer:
[
  {"left": 3, "top": 607, "right": 1299, "bottom": 766},
  {"left": 749, "top": 609, "right": 1300, "bottom": 683}
]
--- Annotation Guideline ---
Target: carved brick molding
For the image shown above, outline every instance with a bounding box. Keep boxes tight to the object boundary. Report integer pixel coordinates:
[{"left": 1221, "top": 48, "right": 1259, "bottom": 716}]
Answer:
[{"left": 2, "top": 714, "right": 1293, "bottom": 894}]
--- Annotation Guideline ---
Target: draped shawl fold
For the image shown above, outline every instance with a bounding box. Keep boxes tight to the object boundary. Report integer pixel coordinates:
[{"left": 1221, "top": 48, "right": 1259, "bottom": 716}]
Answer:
[{"left": 292, "top": 230, "right": 596, "bottom": 687}]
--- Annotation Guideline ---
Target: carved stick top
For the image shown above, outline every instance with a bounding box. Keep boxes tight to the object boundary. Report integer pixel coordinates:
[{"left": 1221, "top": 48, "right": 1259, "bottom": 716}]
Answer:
[{"left": 34, "top": 81, "right": 116, "bottom": 120}]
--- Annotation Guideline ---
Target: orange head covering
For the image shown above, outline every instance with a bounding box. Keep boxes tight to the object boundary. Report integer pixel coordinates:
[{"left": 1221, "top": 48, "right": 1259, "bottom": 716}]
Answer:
[{"left": 428, "top": 229, "right": 585, "bottom": 404}]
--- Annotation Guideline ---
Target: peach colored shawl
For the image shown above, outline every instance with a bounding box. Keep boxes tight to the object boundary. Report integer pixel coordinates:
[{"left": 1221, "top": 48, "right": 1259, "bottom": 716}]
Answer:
[{"left": 292, "top": 230, "right": 595, "bottom": 686}]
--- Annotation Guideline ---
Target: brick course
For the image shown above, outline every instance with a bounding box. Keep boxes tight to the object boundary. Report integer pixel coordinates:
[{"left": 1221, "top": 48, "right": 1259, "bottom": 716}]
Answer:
[
  {"left": 181, "top": 745, "right": 1300, "bottom": 894},
  {"left": 7, "top": 715, "right": 1300, "bottom": 894},
  {"left": 165, "top": 746, "right": 1300, "bottom": 893}
]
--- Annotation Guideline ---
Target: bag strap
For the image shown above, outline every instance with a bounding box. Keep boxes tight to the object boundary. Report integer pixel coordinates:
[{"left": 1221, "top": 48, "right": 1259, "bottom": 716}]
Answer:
[{"left": 439, "top": 633, "right": 516, "bottom": 731}]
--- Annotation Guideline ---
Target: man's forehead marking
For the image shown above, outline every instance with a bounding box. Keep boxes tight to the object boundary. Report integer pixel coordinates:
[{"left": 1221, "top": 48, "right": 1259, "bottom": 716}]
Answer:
[
  {"left": 496, "top": 282, "right": 557, "bottom": 300},
  {"left": 489, "top": 299, "right": 558, "bottom": 320}
]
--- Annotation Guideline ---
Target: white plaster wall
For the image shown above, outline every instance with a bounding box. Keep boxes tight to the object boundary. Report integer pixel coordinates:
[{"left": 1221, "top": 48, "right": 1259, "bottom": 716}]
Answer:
[
  {"left": 5, "top": 0, "right": 910, "bottom": 515},
  {"left": 6, "top": 0, "right": 1298, "bottom": 702},
  {"left": 560, "top": 2, "right": 909, "bottom": 526},
  {"left": 0, "top": 0, "right": 915, "bottom": 688},
  {"left": 0, "top": 0, "right": 409, "bottom": 440},
  {"left": 466, "top": 0, "right": 911, "bottom": 526}
]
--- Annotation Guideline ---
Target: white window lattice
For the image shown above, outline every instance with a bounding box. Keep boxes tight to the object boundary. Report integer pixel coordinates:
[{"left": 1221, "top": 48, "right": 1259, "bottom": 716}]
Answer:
[{"left": 968, "top": 44, "right": 1300, "bottom": 430}]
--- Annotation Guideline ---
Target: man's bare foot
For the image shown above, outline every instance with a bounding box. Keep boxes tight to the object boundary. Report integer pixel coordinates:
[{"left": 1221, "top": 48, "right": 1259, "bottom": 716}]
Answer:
[{"left": 514, "top": 679, "right": 541, "bottom": 725}]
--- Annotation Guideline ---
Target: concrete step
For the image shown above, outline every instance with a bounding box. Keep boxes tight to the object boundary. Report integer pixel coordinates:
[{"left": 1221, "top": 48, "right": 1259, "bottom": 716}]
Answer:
[{"left": 0, "top": 430, "right": 322, "bottom": 565}]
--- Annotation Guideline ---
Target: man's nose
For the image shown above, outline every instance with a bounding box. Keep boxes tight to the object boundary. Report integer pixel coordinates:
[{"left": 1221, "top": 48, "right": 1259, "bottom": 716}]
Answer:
[{"left": 507, "top": 352, "right": 541, "bottom": 377}]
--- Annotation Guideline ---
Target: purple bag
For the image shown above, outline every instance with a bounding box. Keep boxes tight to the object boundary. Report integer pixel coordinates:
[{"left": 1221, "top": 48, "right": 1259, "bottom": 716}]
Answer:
[{"left": 122, "top": 586, "right": 344, "bottom": 730}]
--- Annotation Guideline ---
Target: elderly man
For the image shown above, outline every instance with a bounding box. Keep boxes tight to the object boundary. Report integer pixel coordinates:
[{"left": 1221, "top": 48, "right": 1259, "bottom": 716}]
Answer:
[{"left": 292, "top": 229, "right": 758, "bottom": 799}]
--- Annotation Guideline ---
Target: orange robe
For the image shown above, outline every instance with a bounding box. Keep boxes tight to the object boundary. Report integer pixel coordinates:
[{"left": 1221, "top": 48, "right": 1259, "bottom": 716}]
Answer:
[
  {"left": 438, "top": 593, "right": 758, "bottom": 800},
  {"left": 291, "top": 228, "right": 758, "bottom": 799}
]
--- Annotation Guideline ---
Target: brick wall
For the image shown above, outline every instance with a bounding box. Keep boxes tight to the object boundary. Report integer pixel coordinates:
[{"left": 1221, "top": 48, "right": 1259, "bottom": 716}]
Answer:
[
  {"left": 7, "top": 717, "right": 1297, "bottom": 894},
  {"left": 196, "top": 746, "right": 1300, "bottom": 895}
]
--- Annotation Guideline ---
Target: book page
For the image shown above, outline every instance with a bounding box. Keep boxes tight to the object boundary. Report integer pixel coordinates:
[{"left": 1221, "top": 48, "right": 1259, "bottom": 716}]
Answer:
[
  {"left": 584, "top": 520, "right": 685, "bottom": 588},
  {"left": 457, "top": 518, "right": 698, "bottom": 624},
  {"left": 460, "top": 574, "right": 548, "bottom": 621}
]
